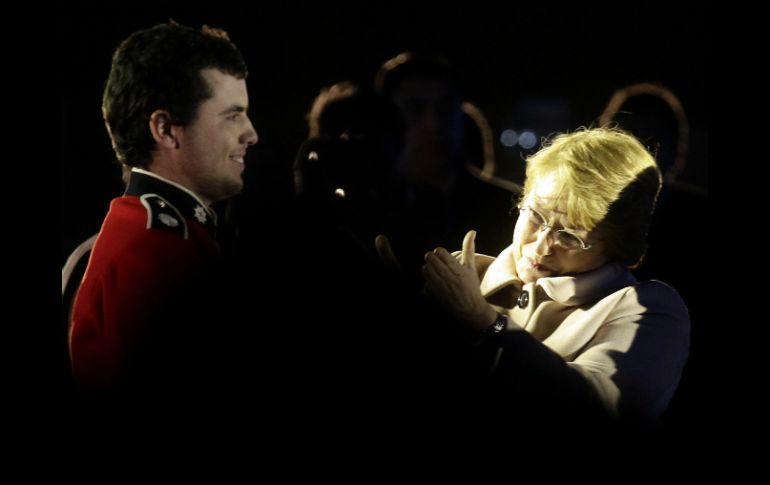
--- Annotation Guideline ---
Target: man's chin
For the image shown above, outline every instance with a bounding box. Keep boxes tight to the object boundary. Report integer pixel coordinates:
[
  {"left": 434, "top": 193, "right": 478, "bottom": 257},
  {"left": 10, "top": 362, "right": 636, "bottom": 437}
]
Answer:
[
  {"left": 209, "top": 183, "right": 243, "bottom": 203},
  {"left": 225, "top": 178, "right": 244, "bottom": 197}
]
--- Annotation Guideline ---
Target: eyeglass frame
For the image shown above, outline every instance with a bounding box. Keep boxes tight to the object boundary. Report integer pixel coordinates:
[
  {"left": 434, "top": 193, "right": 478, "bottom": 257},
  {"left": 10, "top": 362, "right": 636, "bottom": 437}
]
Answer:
[{"left": 512, "top": 204, "right": 595, "bottom": 251}]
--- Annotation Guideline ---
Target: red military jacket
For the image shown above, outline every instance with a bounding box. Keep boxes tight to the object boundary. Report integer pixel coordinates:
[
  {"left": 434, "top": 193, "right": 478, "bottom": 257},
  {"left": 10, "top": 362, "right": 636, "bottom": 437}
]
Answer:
[{"left": 69, "top": 169, "right": 220, "bottom": 393}]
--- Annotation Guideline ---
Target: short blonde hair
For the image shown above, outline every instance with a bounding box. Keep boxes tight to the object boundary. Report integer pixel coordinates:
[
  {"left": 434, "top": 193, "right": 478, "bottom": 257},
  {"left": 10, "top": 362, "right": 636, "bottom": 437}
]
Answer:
[{"left": 521, "top": 127, "right": 661, "bottom": 267}]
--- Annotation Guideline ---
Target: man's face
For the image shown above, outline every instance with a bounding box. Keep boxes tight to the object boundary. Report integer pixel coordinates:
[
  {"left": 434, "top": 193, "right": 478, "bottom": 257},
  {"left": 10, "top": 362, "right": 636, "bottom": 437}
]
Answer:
[
  {"left": 392, "top": 76, "right": 464, "bottom": 177},
  {"left": 178, "top": 68, "right": 258, "bottom": 204}
]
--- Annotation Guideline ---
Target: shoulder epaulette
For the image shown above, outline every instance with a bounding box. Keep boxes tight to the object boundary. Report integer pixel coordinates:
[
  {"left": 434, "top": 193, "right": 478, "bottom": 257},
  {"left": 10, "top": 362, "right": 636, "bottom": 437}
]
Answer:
[{"left": 139, "top": 194, "right": 189, "bottom": 239}]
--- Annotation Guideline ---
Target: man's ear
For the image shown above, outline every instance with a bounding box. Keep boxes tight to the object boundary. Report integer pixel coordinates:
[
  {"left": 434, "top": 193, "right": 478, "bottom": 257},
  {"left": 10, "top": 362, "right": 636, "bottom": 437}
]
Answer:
[{"left": 149, "top": 110, "right": 180, "bottom": 148}]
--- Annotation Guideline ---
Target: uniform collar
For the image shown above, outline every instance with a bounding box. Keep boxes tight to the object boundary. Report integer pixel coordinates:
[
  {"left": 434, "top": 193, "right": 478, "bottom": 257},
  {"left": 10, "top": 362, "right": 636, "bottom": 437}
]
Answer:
[
  {"left": 126, "top": 168, "right": 218, "bottom": 234},
  {"left": 480, "top": 245, "right": 636, "bottom": 307}
]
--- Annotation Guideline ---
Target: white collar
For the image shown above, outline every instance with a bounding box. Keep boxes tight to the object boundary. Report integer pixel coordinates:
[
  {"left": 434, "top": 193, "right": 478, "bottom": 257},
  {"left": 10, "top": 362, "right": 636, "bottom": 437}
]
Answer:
[{"left": 131, "top": 168, "right": 216, "bottom": 222}]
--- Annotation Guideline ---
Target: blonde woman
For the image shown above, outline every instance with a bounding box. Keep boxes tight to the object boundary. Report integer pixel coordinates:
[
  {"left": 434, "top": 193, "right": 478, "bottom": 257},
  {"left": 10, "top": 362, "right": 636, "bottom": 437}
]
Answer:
[{"left": 417, "top": 127, "right": 689, "bottom": 427}]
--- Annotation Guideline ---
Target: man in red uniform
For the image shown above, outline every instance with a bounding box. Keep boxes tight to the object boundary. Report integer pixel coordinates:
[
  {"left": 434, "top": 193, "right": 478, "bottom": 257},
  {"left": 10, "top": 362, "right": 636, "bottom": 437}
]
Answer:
[{"left": 69, "top": 23, "right": 258, "bottom": 399}]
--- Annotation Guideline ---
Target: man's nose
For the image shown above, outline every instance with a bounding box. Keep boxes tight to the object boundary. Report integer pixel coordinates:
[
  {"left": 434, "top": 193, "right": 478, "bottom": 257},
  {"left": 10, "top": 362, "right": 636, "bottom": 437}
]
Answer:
[{"left": 242, "top": 117, "right": 258, "bottom": 146}]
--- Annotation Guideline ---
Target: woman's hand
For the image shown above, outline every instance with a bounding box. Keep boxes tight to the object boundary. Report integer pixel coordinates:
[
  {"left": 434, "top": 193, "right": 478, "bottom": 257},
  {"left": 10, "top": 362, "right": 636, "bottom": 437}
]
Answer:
[{"left": 422, "top": 230, "right": 497, "bottom": 331}]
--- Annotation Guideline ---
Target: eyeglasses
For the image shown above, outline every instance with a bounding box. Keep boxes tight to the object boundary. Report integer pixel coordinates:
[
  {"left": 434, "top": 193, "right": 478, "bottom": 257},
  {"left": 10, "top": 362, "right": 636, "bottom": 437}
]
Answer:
[{"left": 515, "top": 205, "right": 594, "bottom": 251}]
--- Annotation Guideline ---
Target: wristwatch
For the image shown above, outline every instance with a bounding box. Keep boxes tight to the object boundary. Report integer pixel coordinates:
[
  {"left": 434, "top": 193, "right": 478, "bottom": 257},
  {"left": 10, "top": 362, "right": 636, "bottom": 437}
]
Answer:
[
  {"left": 486, "top": 313, "right": 508, "bottom": 336},
  {"left": 472, "top": 313, "right": 508, "bottom": 346}
]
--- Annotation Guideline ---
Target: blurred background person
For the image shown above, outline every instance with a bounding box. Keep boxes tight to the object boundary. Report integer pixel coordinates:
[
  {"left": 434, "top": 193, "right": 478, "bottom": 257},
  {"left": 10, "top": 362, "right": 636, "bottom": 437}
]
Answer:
[{"left": 374, "top": 52, "right": 518, "bottom": 272}]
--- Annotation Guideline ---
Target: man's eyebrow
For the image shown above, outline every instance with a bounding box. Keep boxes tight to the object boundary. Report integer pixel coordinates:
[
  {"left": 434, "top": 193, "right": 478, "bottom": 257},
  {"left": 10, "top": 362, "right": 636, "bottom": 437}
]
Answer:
[{"left": 219, "top": 105, "right": 247, "bottom": 115}]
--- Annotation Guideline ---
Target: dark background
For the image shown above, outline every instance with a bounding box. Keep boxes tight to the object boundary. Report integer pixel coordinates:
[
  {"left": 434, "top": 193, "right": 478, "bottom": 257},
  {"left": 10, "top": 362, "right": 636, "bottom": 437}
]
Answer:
[
  {"left": 61, "top": 4, "right": 706, "bottom": 259},
  {"left": 59, "top": 4, "right": 708, "bottom": 431}
]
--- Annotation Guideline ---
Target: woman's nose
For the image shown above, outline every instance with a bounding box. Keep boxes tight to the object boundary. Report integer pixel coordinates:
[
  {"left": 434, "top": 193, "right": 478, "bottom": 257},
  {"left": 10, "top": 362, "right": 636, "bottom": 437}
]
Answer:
[{"left": 533, "top": 226, "right": 555, "bottom": 256}]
